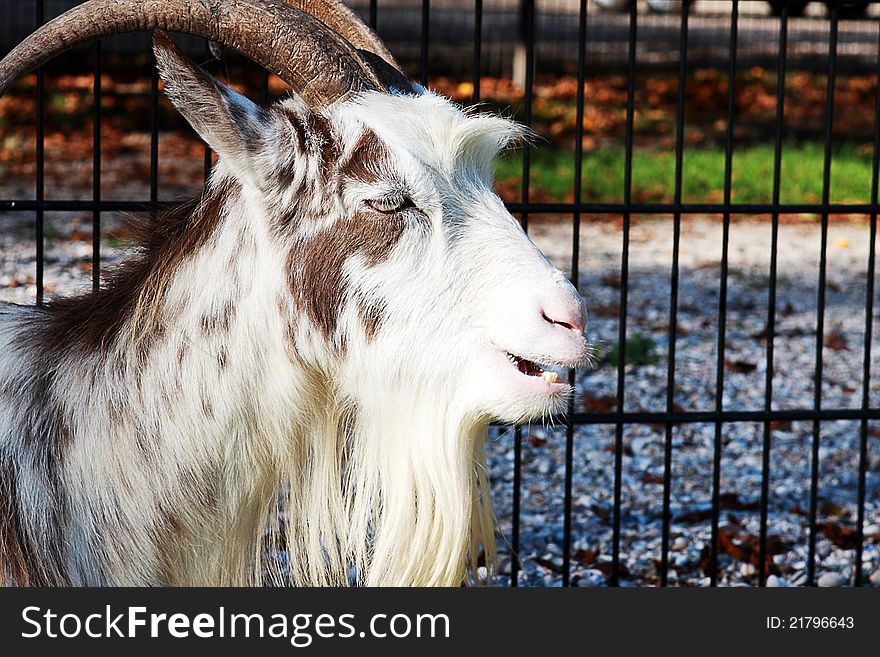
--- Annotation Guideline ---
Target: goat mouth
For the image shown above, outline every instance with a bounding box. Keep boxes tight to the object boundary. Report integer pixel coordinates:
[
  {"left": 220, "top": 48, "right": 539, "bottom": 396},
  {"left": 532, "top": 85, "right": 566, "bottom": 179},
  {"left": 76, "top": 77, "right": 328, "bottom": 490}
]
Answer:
[{"left": 505, "top": 351, "right": 562, "bottom": 384}]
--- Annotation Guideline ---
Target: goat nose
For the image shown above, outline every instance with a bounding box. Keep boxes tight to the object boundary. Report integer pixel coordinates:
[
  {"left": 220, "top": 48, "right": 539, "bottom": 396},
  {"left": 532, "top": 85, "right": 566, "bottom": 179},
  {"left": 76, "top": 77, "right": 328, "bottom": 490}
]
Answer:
[{"left": 541, "top": 296, "right": 586, "bottom": 334}]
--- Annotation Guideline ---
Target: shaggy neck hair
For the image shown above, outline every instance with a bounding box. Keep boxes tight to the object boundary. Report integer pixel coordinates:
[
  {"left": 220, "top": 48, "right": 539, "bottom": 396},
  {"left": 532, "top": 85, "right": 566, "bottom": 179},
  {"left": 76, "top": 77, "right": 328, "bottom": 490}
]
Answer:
[{"left": 275, "top": 391, "right": 496, "bottom": 586}]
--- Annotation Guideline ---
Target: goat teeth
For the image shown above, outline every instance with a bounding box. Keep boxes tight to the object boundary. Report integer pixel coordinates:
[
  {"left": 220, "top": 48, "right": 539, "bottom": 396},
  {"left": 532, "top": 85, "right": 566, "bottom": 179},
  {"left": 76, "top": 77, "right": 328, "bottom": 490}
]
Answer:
[{"left": 541, "top": 371, "right": 558, "bottom": 383}]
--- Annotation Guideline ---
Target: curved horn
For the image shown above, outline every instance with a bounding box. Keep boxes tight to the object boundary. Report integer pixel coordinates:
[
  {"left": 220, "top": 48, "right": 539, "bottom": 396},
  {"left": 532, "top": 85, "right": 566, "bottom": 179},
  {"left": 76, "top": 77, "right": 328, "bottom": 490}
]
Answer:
[
  {"left": 286, "top": 0, "right": 416, "bottom": 93},
  {"left": 286, "top": 0, "right": 399, "bottom": 68},
  {"left": 0, "top": 0, "right": 384, "bottom": 107}
]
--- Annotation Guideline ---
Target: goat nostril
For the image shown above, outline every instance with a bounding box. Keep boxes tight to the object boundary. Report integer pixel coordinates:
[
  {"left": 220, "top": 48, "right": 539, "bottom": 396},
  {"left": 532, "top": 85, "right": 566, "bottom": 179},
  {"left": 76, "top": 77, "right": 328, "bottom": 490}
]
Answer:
[{"left": 542, "top": 311, "right": 580, "bottom": 332}]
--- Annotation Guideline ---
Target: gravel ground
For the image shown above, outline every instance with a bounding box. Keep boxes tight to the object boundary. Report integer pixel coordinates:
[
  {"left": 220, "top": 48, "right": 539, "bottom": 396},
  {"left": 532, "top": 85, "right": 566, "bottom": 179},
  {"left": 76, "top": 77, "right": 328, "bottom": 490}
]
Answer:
[
  {"left": 1, "top": 210, "right": 878, "bottom": 587},
  {"left": 491, "top": 215, "right": 880, "bottom": 587}
]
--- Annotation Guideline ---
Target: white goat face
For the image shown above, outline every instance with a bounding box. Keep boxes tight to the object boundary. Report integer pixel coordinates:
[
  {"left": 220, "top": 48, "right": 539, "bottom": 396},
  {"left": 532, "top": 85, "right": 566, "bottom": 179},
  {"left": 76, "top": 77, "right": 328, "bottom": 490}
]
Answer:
[
  {"left": 330, "top": 94, "right": 590, "bottom": 424},
  {"left": 156, "top": 41, "right": 589, "bottom": 425}
]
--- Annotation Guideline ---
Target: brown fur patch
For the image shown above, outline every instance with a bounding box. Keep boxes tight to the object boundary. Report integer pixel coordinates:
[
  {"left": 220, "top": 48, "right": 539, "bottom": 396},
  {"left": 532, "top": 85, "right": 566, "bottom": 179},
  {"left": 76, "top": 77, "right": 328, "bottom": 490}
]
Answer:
[
  {"left": 338, "top": 130, "right": 388, "bottom": 184},
  {"left": 162, "top": 509, "right": 185, "bottom": 539},
  {"left": 34, "top": 181, "right": 236, "bottom": 359},
  {"left": 288, "top": 212, "right": 405, "bottom": 340},
  {"left": 265, "top": 120, "right": 404, "bottom": 342},
  {"left": 194, "top": 468, "right": 223, "bottom": 514},
  {"left": 358, "top": 299, "right": 385, "bottom": 342},
  {"left": 308, "top": 113, "right": 340, "bottom": 176},
  {"left": 0, "top": 395, "right": 70, "bottom": 586},
  {"left": 0, "top": 467, "right": 30, "bottom": 586},
  {"left": 201, "top": 301, "right": 236, "bottom": 336},
  {"left": 134, "top": 429, "right": 158, "bottom": 464},
  {"left": 277, "top": 107, "right": 339, "bottom": 178},
  {"left": 0, "top": 370, "right": 73, "bottom": 585},
  {"left": 155, "top": 466, "right": 224, "bottom": 584},
  {"left": 155, "top": 506, "right": 188, "bottom": 585},
  {"left": 282, "top": 107, "right": 308, "bottom": 154}
]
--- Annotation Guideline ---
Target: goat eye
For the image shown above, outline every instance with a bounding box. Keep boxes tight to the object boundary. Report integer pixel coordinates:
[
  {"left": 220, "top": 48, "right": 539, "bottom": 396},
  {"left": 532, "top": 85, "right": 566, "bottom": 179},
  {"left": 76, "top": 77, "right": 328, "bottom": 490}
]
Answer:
[{"left": 366, "top": 196, "right": 414, "bottom": 215}]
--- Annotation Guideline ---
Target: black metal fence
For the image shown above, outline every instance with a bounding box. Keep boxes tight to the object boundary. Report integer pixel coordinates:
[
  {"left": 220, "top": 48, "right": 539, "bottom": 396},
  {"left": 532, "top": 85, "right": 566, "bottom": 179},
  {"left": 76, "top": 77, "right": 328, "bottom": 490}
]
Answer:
[{"left": 0, "top": 0, "right": 877, "bottom": 587}]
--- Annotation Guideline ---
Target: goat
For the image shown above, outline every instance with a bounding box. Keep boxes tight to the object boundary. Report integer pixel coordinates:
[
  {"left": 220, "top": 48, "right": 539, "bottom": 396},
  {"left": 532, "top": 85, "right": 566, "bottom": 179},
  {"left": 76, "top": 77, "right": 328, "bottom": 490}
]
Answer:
[{"left": 0, "top": 0, "right": 589, "bottom": 586}]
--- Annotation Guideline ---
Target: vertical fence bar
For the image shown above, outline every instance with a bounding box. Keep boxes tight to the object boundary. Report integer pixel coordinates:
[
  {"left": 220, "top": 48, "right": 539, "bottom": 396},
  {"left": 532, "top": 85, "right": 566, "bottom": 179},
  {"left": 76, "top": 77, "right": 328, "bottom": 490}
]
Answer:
[
  {"left": 150, "top": 49, "right": 159, "bottom": 206},
  {"left": 91, "top": 40, "right": 102, "bottom": 291},
  {"left": 521, "top": 0, "right": 534, "bottom": 235},
  {"left": 510, "top": 425, "right": 523, "bottom": 586},
  {"left": 807, "top": 2, "right": 839, "bottom": 587},
  {"left": 510, "top": 0, "right": 536, "bottom": 590},
  {"left": 854, "top": 13, "right": 880, "bottom": 589},
  {"left": 561, "top": 0, "right": 588, "bottom": 588},
  {"left": 509, "top": 358, "right": 521, "bottom": 577},
  {"left": 203, "top": 41, "right": 214, "bottom": 182},
  {"left": 522, "top": 0, "right": 535, "bottom": 577},
  {"left": 758, "top": 3, "right": 789, "bottom": 588},
  {"left": 35, "top": 0, "right": 45, "bottom": 305},
  {"left": 855, "top": 226, "right": 876, "bottom": 587},
  {"left": 369, "top": 0, "right": 377, "bottom": 29},
  {"left": 507, "top": 0, "right": 522, "bottom": 583},
  {"left": 420, "top": 0, "right": 430, "bottom": 86},
  {"left": 660, "top": 0, "right": 690, "bottom": 588},
  {"left": 709, "top": 0, "right": 739, "bottom": 587},
  {"left": 473, "top": 0, "right": 482, "bottom": 104},
  {"left": 611, "top": 0, "right": 638, "bottom": 588}
]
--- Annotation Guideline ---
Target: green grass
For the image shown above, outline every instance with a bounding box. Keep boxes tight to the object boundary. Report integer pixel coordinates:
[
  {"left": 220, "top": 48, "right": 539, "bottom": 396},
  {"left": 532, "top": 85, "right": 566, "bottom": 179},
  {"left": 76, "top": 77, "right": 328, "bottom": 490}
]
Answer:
[
  {"left": 602, "top": 333, "right": 659, "bottom": 368},
  {"left": 495, "top": 142, "right": 874, "bottom": 206}
]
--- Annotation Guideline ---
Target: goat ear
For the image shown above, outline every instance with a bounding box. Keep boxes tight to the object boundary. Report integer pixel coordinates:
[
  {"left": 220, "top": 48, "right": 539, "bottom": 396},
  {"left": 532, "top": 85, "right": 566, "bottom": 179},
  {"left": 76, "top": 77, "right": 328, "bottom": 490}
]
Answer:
[{"left": 152, "top": 31, "right": 265, "bottom": 181}]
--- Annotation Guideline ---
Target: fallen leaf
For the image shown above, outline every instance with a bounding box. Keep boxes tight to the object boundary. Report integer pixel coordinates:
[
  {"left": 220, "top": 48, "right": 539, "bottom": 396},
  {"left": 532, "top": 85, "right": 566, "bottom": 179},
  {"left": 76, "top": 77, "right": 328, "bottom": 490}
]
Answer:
[
  {"left": 824, "top": 331, "right": 849, "bottom": 351},
  {"left": 528, "top": 435, "right": 547, "bottom": 447},
  {"left": 816, "top": 522, "right": 859, "bottom": 550},
  {"left": 603, "top": 441, "right": 633, "bottom": 457},
  {"left": 725, "top": 359, "right": 757, "bottom": 373},
  {"left": 601, "top": 274, "right": 622, "bottom": 289},
  {"left": 714, "top": 528, "right": 788, "bottom": 577},
  {"left": 573, "top": 549, "right": 598, "bottom": 566},
  {"left": 590, "top": 504, "right": 611, "bottom": 523},
  {"left": 719, "top": 493, "right": 760, "bottom": 511},
  {"left": 592, "top": 303, "right": 620, "bottom": 318},
  {"left": 583, "top": 394, "right": 618, "bottom": 413}
]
